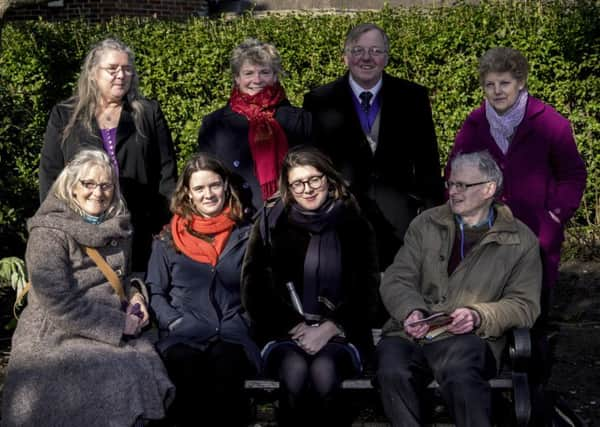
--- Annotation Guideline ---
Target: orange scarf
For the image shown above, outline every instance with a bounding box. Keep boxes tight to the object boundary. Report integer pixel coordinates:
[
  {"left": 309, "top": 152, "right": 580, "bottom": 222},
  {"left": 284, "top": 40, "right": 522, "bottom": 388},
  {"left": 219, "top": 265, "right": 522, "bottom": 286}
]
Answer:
[{"left": 171, "top": 209, "right": 235, "bottom": 266}]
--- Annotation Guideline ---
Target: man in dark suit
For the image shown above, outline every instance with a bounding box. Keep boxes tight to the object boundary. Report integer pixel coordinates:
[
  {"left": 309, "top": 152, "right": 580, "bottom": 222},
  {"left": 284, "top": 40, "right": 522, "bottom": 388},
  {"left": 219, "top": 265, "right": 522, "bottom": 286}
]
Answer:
[{"left": 303, "top": 23, "right": 443, "bottom": 269}]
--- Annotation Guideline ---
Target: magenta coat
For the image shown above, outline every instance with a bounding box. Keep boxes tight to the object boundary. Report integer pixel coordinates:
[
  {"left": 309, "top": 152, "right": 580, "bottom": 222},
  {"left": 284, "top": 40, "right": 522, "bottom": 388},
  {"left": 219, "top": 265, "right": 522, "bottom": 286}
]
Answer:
[{"left": 447, "top": 95, "right": 586, "bottom": 289}]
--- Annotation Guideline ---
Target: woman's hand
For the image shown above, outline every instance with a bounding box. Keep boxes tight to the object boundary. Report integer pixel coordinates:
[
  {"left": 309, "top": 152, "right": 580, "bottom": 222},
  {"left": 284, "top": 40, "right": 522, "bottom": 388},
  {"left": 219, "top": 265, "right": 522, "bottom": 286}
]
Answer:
[
  {"left": 128, "top": 293, "right": 150, "bottom": 328},
  {"left": 291, "top": 321, "right": 339, "bottom": 355},
  {"left": 124, "top": 313, "right": 142, "bottom": 336}
]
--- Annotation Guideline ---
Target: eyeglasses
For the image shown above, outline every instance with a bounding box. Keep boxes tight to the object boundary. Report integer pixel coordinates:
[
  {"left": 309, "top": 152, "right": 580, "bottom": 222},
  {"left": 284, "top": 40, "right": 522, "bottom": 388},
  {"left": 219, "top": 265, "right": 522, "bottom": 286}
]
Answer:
[
  {"left": 100, "top": 65, "right": 134, "bottom": 77},
  {"left": 346, "top": 46, "right": 387, "bottom": 58},
  {"left": 289, "top": 175, "right": 325, "bottom": 194},
  {"left": 79, "top": 180, "right": 115, "bottom": 191},
  {"left": 445, "top": 180, "right": 491, "bottom": 192}
]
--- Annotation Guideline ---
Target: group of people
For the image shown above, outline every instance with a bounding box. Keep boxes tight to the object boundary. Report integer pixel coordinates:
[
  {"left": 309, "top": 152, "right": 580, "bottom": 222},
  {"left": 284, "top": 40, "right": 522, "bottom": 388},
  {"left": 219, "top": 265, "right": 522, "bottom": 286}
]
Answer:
[{"left": 2, "top": 21, "right": 586, "bottom": 427}]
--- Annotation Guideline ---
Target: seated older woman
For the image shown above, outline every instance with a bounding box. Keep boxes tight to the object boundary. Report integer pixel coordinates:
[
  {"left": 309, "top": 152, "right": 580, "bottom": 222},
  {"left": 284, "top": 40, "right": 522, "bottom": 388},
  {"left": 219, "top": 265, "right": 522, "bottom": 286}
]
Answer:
[
  {"left": 146, "top": 153, "right": 260, "bottom": 427},
  {"left": 198, "top": 38, "right": 311, "bottom": 214},
  {"left": 2, "top": 149, "right": 173, "bottom": 427},
  {"left": 242, "top": 146, "right": 379, "bottom": 427}
]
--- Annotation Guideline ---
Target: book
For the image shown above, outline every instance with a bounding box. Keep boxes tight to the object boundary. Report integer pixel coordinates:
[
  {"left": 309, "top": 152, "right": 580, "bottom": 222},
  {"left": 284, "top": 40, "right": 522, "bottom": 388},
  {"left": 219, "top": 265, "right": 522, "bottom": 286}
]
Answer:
[{"left": 405, "top": 312, "right": 452, "bottom": 328}]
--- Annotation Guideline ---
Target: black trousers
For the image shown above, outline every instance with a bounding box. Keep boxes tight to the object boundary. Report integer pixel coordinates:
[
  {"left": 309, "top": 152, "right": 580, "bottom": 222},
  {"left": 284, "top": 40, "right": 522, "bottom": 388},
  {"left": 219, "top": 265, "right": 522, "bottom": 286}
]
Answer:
[
  {"left": 376, "top": 334, "right": 497, "bottom": 427},
  {"left": 160, "top": 341, "right": 251, "bottom": 427},
  {"left": 264, "top": 342, "right": 358, "bottom": 427}
]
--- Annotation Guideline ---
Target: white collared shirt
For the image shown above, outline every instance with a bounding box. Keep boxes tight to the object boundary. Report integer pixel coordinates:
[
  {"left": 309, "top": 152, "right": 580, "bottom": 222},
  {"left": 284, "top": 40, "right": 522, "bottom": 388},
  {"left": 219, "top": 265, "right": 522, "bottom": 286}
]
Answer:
[{"left": 348, "top": 74, "right": 383, "bottom": 107}]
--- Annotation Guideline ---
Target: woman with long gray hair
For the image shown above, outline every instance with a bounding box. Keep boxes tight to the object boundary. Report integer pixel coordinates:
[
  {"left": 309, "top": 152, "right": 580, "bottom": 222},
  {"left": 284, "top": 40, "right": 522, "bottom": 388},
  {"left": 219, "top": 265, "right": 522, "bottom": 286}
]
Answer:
[{"left": 39, "top": 38, "right": 178, "bottom": 272}]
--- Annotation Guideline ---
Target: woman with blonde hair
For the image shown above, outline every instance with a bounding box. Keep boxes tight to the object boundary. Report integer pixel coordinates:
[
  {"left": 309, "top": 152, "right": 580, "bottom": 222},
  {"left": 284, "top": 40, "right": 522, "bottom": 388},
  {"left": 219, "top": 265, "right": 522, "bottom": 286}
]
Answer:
[
  {"left": 198, "top": 37, "right": 311, "bottom": 215},
  {"left": 2, "top": 149, "right": 173, "bottom": 426}
]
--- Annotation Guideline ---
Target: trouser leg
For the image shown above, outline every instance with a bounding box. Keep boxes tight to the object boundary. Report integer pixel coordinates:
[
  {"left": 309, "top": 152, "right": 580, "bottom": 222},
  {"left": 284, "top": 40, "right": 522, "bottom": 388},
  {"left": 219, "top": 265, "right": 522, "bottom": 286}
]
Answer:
[
  {"left": 376, "top": 336, "right": 431, "bottom": 427},
  {"left": 425, "top": 334, "right": 497, "bottom": 427},
  {"left": 205, "top": 341, "right": 252, "bottom": 427}
]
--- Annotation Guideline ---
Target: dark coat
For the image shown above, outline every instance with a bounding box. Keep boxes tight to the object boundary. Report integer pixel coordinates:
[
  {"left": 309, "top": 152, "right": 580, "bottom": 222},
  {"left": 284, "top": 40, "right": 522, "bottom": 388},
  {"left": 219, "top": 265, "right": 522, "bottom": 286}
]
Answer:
[
  {"left": 241, "top": 197, "right": 380, "bottom": 364},
  {"left": 303, "top": 72, "right": 444, "bottom": 268},
  {"left": 146, "top": 223, "right": 261, "bottom": 372},
  {"left": 2, "top": 195, "right": 174, "bottom": 427},
  {"left": 39, "top": 99, "right": 178, "bottom": 272},
  {"left": 197, "top": 101, "right": 312, "bottom": 213},
  {"left": 449, "top": 96, "right": 587, "bottom": 288}
]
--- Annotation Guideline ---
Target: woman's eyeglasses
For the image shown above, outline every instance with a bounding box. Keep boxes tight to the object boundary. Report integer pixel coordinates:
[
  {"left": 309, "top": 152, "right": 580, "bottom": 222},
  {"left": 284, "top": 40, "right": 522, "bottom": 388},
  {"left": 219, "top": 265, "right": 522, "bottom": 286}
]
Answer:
[
  {"left": 80, "top": 180, "right": 115, "bottom": 191},
  {"left": 289, "top": 175, "right": 325, "bottom": 194},
  {"left": 100, "top": 65, "right": 134, "bottom": 77}
]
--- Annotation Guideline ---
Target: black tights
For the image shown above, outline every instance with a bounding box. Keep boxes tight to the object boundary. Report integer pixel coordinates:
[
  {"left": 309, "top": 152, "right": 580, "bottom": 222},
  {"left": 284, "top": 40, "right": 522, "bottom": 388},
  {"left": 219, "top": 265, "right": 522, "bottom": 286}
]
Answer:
[{"left": 265, "top": 343, "right": 357, "bottom": 427}]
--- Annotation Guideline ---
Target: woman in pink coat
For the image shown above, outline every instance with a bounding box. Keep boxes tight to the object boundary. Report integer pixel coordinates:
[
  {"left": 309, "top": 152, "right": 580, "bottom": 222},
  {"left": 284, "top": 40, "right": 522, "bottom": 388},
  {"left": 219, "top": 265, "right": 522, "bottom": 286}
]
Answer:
[{"left": 447, "top": 47, "right": 586, "bottom": 318}]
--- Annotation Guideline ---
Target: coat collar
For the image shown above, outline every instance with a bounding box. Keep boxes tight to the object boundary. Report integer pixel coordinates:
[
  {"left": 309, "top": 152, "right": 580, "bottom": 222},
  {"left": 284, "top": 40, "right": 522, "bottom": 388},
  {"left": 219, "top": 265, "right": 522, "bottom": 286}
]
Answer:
[{"left": 430, "top": 202, "right": 521, "bottom": 246}]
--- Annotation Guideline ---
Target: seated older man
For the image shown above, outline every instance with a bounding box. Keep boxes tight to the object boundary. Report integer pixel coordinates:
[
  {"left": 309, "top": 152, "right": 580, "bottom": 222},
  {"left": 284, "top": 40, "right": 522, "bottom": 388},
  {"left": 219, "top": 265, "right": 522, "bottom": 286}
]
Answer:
[{"left": 376, "top": 150, "right": 541, "bottom": 427}]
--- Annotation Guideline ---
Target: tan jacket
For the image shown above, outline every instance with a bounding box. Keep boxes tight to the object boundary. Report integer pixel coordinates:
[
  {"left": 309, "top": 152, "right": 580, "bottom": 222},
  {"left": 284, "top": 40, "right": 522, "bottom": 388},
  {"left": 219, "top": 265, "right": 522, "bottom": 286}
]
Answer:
[{"left": 380, "top": 202, "right": 541, "bottom": 361}]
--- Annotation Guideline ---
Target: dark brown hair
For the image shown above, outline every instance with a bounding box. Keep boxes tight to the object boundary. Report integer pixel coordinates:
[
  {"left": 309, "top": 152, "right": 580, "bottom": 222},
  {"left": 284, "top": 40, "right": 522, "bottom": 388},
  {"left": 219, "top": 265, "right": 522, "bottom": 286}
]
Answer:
[
  {"left": 171, "top": 153, "right": 245, "bottom": 222},
  {"left": 279, "top": 146, "right": 350, "bottom": 207}
]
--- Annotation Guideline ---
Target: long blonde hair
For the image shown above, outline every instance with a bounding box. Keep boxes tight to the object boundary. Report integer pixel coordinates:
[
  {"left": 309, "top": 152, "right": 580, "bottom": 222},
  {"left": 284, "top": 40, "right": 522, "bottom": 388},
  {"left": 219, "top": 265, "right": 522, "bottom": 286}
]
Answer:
[{"left": 60, "top": 38, "right": 145, "bottom": 144}]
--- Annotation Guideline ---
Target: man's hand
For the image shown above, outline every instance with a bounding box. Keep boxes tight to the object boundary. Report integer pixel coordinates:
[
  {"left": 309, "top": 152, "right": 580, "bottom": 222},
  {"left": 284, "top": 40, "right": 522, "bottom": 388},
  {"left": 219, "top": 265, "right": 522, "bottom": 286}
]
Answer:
[
  {"left": 447, "top": 307, "right": 481, "bottom": 335},
  {"left": 404, "top": 310, "right": 429, "bottom": 339}
]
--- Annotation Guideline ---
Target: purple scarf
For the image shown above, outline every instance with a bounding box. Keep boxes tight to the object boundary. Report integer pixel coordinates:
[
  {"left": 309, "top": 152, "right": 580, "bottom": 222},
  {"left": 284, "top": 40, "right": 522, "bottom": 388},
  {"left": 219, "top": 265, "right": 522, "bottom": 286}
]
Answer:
[{"left": 485, "top": 90, "right": 528, "bottom": 154}]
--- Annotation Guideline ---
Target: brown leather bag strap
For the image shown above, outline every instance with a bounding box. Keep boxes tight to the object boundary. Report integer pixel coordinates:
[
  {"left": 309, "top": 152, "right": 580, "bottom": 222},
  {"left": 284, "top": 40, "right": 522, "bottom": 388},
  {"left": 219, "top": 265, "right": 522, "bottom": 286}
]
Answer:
[
  {"left": 84, "top": 246, "right": 126, "bottom": 302},
  {"left": 13, "top": 246, "right": 127, "bottom": 320}
]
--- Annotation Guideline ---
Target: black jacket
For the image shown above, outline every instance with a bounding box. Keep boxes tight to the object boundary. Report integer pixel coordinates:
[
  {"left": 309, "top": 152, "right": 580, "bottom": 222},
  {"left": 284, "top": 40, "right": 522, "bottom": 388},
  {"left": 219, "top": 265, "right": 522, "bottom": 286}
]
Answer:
[
  {"left": 39, "top": 99, "right": 178, "bottom": 271},
  {"left": 241, "top": 197, "right": 380, "bottom": 363},
  {"left": 303, "top": 72, "right": 444, "bottom": 268},
  {"left": 197, "top": 101, "right": 312, "bottom": 213}
]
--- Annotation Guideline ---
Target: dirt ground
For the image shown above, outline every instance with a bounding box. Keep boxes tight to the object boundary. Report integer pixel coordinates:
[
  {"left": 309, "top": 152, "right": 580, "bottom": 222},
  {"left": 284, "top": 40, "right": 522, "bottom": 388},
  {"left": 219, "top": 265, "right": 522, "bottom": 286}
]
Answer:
[{"left": 0, "top": 261, "right": 598, "bottom": 425}]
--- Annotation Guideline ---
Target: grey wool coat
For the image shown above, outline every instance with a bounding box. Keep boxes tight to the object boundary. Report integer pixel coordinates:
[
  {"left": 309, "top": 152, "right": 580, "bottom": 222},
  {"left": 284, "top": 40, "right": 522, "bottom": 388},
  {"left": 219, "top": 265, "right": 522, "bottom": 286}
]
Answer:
[{"left": 1, "top": 195, "right": 174, "bottom": 427}]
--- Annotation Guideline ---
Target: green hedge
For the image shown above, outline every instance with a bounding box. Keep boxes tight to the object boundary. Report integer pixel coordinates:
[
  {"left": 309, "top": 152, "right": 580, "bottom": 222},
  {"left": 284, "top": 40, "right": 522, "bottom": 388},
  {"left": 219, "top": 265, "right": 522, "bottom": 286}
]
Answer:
[{"left": 1, "top": 0, "right": 598, "bottom": 258}]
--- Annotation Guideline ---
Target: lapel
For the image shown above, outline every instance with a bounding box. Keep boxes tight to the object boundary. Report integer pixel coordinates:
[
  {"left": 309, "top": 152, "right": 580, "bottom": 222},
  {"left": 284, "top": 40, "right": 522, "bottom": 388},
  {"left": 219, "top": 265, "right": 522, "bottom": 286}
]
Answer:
[
  {"left": 115, "top": 103, "right": 137, "bottom": 150},
  {"left": 337, "top": 74, "right": 375, "bottom": 155},
  {"left": 507, "top": 95, "right": 542, "bottom": 153},
  {"left": 218, "top": 224, "right": 250, "bottom": 263}
]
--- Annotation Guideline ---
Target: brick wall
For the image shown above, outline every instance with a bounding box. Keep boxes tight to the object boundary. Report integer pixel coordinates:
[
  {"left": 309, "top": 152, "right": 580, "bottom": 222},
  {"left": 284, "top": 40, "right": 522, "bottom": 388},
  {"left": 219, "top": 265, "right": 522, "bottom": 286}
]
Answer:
[{"left": 5, "top": 0, "right": 209, "bottom": 22}]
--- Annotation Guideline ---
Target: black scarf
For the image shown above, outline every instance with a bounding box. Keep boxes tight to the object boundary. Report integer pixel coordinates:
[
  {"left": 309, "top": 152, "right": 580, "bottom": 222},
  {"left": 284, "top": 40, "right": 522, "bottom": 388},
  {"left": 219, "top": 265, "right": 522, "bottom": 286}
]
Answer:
[{"left": 288, "top": 197, "right": 344, "bottom": 323}]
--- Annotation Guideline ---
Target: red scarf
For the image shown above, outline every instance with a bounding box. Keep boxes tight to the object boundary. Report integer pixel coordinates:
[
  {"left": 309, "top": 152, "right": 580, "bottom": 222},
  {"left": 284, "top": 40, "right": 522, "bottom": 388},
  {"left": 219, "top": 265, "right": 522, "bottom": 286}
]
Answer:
[
  {"left": 229, "top": 83, "right": 289, "bottom": 200},
  {"left": 171, "top": 209, "right": 235, "bottom": 266}
]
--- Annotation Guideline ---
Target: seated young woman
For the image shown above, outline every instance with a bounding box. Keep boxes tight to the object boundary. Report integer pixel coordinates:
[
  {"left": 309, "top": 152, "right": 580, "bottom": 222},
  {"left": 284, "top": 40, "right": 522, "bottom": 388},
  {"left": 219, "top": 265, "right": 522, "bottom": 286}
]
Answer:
[
  {"left": 146, "top": 153, "right": 260, "bottom": 427},
  {"left": 242, "top": 146, "right": 380, "bottom": 427}
]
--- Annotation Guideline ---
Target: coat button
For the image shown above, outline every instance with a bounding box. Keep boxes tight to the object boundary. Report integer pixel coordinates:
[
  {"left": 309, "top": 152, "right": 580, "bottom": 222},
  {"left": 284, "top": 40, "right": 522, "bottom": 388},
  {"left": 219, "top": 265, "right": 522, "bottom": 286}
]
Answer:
[
  {"left": 110, "top": 240, "right": 118, "bottom": 246},
  {"left": 242, "top": 182, "right": 250, "bottom": 189},
  {"left": 233, "top": 160, "right": 240, "bottom": 168},
  {"left": 115, "top": 269, "right": 123, "bottom": 276}
]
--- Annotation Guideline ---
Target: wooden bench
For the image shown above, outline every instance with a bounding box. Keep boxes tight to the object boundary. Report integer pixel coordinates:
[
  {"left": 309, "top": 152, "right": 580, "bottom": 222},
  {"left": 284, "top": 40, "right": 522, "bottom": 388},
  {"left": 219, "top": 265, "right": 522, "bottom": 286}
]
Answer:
[{"left": 244, "top": 327, "right": 533, "bottom": 426}]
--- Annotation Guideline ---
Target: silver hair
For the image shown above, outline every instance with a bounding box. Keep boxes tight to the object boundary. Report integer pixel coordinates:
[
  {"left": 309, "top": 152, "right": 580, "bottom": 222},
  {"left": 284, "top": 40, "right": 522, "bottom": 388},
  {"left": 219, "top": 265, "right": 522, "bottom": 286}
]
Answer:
[
  {"left": 230, "top": 38, "right": 283, "bottom": 83},
  {"left": 50, "top": 149, "right": 127, "bottom": 219},
  {"left": 60, "top": 38, "right": 145, "bottom": 144},
  {"left": 450, "top": 151, "right": 504, "bottom": 197}
]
